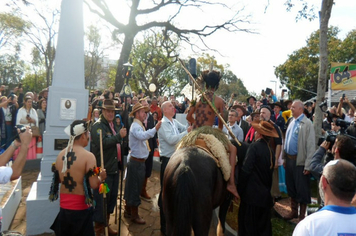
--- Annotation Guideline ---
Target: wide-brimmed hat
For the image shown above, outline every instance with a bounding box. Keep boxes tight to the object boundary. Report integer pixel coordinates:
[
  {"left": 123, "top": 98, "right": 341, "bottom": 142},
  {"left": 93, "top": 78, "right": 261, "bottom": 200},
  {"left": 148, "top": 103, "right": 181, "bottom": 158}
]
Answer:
[
  {"left": 99, "top": 99, "right": 119, "bottom": 111},
  {"left": 39, "top": 88, "right": 48, "bottom": 96},
  {"left": 284, "top": 99, "right": 293, "bottom": 107},
  {"left": 246, "top": 96, "right": 257, "bottom": 103},
  {"left": 250, "top": 108, "right": 260, "bottom": 118},
  {"left": 271, "top": 102, "right": 286, "bottom": 111},
  {"left": 252, "top": 121, "right": 279, "bottom": 138},
  {"left": 231, "top": 105, "right": 247, "bottom": 116},
  {"left": 129, "top": 102, "right": 150, "bottom": 117}
]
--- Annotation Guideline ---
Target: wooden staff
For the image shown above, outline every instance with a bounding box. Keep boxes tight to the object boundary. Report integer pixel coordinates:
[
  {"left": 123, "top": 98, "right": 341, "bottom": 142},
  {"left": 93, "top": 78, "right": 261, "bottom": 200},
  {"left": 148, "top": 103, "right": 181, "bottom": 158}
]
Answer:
[
  {"left": 99, "top": 130, "right": 109, "bottom": 236},
  {"left": 179, "top": 58, "right": 241, "bottom": 146}
]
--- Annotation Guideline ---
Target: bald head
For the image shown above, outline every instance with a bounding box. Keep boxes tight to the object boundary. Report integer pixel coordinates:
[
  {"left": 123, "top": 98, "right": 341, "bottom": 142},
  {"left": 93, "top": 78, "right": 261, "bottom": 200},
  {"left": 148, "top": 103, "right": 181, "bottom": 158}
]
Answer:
[
  {"left": 322, "top": 159, "right": 356, "bottom": 203},
  {"left": 291, "top": 100, "right": 304, "bottom": 118},
  {"left": 162, "top": 101, "right": 175, "bottom": 119}
]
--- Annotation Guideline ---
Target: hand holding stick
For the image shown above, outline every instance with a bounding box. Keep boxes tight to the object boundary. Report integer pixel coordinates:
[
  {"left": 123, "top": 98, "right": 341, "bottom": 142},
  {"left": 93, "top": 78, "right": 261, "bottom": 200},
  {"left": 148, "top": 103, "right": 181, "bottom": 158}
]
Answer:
[
  {"left": 99, "top": 130, "right": 109, "bottom": 236},
  {"left": 179, "top": 58, "right": 241, "bottom": 146}
]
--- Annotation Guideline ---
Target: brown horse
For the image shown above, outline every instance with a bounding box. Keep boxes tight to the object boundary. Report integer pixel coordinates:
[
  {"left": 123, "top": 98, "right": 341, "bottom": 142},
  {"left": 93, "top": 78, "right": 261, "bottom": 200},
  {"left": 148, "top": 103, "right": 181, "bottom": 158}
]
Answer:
[
  {"left": 163, "top": 146, "right": 226, "bottom": 235},
  {"left": 162, "top": 128, "right": 249, "bottom": 236}
]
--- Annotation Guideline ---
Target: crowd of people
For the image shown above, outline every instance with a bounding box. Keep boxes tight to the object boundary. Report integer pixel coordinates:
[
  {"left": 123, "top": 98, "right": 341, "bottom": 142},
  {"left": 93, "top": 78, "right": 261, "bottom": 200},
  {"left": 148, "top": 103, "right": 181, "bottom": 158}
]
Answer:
[
  {"left": 0, "top": 84, "right": 48, "bottom": 157},
  {"left": 81, "top": 71, "right": 356, "bottom": 235},
  {"left": 1, "top": 76, "right": 356, "bottom": 235}
]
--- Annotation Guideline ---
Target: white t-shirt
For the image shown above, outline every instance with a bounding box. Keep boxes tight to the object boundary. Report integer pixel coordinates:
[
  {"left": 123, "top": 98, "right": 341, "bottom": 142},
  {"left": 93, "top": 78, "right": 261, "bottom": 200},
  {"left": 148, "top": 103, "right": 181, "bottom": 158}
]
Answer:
[
  {"left": 293, "top": 205, "right": 356, "bottom": 236},
  {"left": 0, "top": 166, "right": 13, "bottom": 184}
]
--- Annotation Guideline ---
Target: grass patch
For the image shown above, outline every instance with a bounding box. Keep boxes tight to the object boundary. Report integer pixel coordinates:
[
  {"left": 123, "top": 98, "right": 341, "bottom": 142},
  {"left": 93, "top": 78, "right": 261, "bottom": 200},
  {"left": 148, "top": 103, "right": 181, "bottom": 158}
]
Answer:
[{"left": 226, "top": 203, "right": 296, "bottom": 235}]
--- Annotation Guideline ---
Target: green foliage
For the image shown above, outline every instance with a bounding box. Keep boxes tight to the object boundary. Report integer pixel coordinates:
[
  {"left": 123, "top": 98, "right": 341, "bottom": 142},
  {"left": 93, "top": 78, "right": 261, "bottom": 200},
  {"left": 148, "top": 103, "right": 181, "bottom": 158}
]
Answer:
[
  {"left": 129, "top": 31, "right": 180, "bottom": 96},
  {"left": 338, "top": 29, "right": 356, "bottom": 64},
  {"left": 0, "top": 12, "right": 29, "bottom": 49},
  {"left": 0, "top": 45, "right": 25, "bottom": 85},
  {"left": 85, "top": 25, "right": 107, "bottom": 90},
  {"left": 21, "top": 71, "right": 46, "bottom": 93},
  {"left": 274, "top": 26, "right": 349, "bottom": 101}
]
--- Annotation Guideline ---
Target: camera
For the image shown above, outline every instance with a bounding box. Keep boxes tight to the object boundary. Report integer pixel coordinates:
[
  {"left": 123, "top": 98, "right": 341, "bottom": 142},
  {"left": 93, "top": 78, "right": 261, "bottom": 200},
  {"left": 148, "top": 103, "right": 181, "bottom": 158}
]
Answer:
[
  {"left": 318, "top": 130, "right": 337, "bottom": 150},
  {"left": 15, "top": 125, "right": 27, "bottom": 133},
  {"left": 335, "top": 118, "right": 351, "bottom": 130}
]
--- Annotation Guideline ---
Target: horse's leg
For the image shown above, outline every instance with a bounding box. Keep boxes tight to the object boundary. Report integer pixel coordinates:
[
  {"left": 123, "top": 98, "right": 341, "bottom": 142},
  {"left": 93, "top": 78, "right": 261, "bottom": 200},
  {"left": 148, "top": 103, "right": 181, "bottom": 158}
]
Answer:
[
  {"left": 217, "top": 195, "right": 232, "bottom": 235},
  {"left": 192, "top": 201, "right": 212, "bottom": 236}
]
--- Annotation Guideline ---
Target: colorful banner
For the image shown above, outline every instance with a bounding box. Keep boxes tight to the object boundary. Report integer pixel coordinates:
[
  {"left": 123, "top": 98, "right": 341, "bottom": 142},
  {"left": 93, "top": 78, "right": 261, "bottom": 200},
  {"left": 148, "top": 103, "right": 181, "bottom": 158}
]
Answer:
[{"left": 330, "top": 62, "right": 356, "bottom": 90}]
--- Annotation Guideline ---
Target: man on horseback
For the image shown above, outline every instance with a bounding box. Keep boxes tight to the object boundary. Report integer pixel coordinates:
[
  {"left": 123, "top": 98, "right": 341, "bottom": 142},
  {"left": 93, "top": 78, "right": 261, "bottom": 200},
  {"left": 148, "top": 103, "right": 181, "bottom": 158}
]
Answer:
[{"left": 186, "top": 70, "right": 240, "bottom": 200}]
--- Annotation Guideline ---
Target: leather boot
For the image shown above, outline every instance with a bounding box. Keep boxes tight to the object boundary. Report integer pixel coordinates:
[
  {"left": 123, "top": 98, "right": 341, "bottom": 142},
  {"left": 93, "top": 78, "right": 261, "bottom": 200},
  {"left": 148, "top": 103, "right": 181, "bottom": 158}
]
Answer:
[
  {"left": 299, "top": 203, "right": 307, "bottom": 221},
  {"left": 131, "top": 206, "right": 146, "bottom": 224},
  {"left": 140, "top": 178, "right": 151, "bottom": 200},
  {"left": 283, "top": 198, "right": 298, "bottom": 220},
  {"left": 124, "top": 205, "right": 131, "bottom": 218},
  {"left": 107, "top": 214, "right": 118, "bottom": 236},
  {"left": 94, "top": 222, "right": 105, "bottom": 236}
]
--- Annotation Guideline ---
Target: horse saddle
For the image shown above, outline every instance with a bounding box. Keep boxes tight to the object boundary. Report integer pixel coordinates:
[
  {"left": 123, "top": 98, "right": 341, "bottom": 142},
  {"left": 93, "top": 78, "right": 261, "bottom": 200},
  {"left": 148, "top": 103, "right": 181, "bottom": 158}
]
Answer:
[{"left": 194, "top": 134, "right": 231, "bottom": 181}]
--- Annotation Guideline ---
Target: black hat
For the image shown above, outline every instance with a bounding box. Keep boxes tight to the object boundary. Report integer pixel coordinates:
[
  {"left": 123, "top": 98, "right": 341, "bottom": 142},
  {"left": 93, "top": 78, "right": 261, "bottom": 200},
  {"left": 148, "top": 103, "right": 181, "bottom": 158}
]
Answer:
[
  {"left": 271, "top": 102, "right": 286, "bottom": 111},
  {"left": 246, "top": 96, "right": 257, "bottom": 103},
  {"left": 284, "top": 99, "right": 293, "bottom": 108},
  {"left": 304, "top": 101, "right": 313, "bottom": 107},
  {"left": 260, "top": 105, "right": 273, "bottom": 114}
]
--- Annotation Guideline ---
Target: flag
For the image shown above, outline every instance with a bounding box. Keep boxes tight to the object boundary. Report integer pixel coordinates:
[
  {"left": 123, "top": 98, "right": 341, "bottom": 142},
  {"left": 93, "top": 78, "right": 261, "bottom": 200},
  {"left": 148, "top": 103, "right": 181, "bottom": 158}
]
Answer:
[{"left": 330, "top": 62, "right": 356, "bottom": 90}]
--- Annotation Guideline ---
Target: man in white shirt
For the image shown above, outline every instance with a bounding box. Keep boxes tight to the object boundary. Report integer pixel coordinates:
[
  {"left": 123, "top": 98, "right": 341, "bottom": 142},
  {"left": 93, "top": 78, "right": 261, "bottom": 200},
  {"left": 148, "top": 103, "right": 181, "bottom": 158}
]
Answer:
[
  {"left": 124, "top": 103, "right": 161, "bottom": 224},
  {"left": 157, "top": 101, "right": 192, "bottom": 235},
  {"left": 293, "top": 159, "right": 356, "bottom": 235},
  {"left": 222, "top": 109, "right": 244, "bottom": 142}
]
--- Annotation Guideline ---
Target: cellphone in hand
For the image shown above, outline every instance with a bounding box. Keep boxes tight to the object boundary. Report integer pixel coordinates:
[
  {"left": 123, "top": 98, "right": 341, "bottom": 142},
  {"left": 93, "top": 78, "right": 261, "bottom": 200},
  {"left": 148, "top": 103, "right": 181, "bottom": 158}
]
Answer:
[
  {"left": 265, "top": 88, "right": 272, "bottom": 95},
  {"left": 342, "top": 93, "right": 345, "bottom": 100}
]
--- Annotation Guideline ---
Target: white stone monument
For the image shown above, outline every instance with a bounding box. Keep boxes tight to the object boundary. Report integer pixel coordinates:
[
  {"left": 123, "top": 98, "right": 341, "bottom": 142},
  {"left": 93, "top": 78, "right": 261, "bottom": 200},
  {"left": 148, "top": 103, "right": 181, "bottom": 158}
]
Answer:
[{"left": 26, "top": 0, "right": 88, "bottom": 234}]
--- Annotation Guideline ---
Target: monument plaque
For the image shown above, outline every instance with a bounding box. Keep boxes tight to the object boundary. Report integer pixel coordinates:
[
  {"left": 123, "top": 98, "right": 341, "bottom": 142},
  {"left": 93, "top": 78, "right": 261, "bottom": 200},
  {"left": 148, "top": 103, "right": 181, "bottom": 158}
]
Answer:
[
  {"left": 60, "top": 98, "right": 76, "bottom": 120},
  {"left": 54, "top": 139, "right": 69, "bottom": 150}
]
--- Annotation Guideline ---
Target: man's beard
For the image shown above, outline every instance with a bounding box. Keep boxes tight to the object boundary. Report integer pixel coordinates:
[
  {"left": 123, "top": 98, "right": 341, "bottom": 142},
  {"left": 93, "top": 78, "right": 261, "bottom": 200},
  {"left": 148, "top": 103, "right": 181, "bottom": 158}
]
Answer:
[{"left": 319, "top": 179, "right": 325, "bottom": 203}]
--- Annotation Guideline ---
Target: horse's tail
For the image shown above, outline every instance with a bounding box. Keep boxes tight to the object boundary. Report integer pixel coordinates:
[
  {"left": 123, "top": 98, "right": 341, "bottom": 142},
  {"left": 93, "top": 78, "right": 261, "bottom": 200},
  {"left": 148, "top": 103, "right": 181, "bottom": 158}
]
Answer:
[{"left": 172, "top": 165, "right": 197, "bottom": 235}]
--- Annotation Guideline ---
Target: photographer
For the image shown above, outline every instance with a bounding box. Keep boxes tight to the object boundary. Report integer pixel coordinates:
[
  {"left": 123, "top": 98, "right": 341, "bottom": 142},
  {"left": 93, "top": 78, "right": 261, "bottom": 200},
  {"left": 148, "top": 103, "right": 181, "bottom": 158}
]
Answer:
[
  {"left": 0, "top": 126, "right": 32, "bottom": 183},
  {"left": 337, "top": 95, "right": 355, "bottom": 122},
  {"left": 310, "top": 135, "right": 356, "bottom": 180}
]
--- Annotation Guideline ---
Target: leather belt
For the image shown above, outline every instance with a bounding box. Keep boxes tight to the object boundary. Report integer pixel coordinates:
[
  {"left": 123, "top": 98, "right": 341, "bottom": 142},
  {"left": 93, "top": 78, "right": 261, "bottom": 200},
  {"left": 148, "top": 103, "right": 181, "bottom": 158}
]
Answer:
[
  {"left": 286, "top": 154, "right": 297, "bottom": 160},
  {"left": 130, "top": 156, "right": 146, "bottom": 163}
]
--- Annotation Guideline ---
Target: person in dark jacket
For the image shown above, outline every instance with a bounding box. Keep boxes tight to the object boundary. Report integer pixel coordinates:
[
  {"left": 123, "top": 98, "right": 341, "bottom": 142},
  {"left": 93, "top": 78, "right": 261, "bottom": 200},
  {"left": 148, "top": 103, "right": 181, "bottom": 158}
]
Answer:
[
  {"left": 238, "top": 121, "right": 279, "bottom": 236},
  {"left": 90, "top": 99, "right": 127, "bottom": 236}
]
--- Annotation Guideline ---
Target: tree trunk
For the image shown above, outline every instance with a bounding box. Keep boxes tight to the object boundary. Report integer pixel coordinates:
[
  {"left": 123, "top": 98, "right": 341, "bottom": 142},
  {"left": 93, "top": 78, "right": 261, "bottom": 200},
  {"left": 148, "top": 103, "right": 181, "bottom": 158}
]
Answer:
[
  {"left": 114, "top": 33, "right": 135, "bottom": 93},
  {"left": 314, "top": 0, "right": 333, "bottom": 146}
]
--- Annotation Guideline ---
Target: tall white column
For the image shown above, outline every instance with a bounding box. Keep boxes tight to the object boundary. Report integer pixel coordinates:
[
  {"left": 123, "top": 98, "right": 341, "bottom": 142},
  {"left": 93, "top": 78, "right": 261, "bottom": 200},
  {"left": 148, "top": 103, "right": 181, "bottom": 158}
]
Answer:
[{"left": 26, "top": 0, "right": 88, "bottom": 234}]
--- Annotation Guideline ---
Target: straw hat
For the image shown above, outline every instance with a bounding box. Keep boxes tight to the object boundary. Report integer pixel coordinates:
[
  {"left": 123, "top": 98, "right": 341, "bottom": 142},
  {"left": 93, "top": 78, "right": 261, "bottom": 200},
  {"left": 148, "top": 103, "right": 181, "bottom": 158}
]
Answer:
[
  {"left": 251, "top": 121, "right": 279, "bottom": 138},
  {"left": 129, "top": 103, "right": 149, "bottom": 117},
  {"left": 99, "top": 99, "right": 119, "bottom": 111}
]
